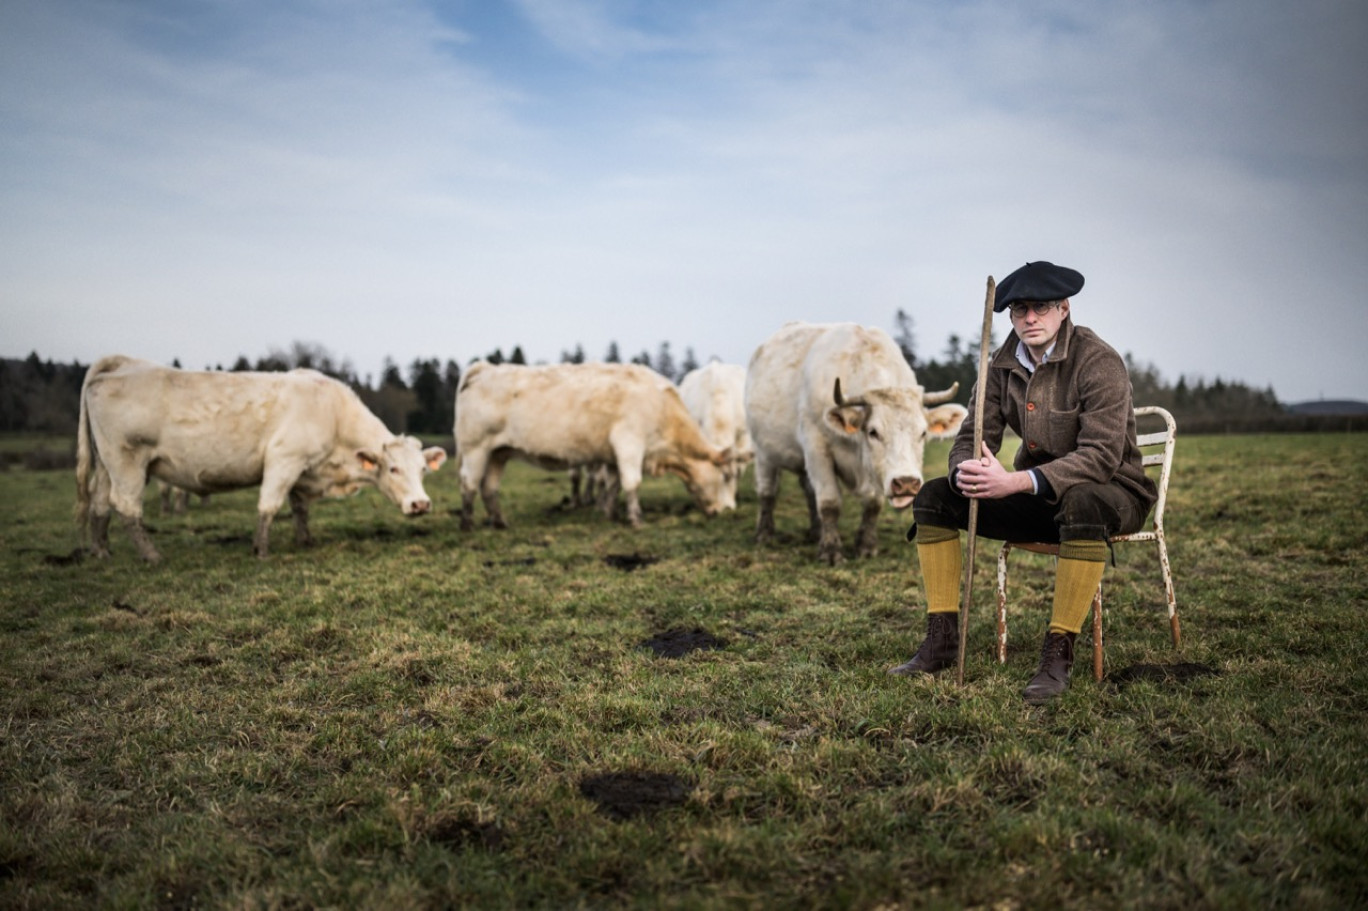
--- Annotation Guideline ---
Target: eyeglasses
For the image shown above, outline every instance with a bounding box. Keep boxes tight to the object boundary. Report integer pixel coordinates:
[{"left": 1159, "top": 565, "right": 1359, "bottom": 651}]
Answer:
[{"left": 1007, "top": 301, "right": 1061, "bottom": 319}]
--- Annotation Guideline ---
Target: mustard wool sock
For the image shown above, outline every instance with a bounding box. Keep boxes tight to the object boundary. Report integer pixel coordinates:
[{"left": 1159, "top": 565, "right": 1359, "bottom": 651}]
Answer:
[
  {"left": 1049, "top": 540, "right": 1108, "bottom": 634},
  {"left": 915, "top": 526, "right": 962, "bottom": 615}
]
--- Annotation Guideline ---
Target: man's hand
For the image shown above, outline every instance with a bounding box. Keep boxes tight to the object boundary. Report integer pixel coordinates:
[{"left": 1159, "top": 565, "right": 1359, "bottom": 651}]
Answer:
[{"left": 957, "top": 442, "right": 1031, "bottom": 498}]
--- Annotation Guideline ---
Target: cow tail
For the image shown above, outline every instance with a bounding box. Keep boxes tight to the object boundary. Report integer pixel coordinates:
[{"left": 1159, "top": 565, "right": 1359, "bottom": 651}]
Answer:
[
  {"left": 74, "top": 366, "right": 95, "bottom": 536},
  {"left": 73, "top": 356, "right": 126, "bottom": 537}
]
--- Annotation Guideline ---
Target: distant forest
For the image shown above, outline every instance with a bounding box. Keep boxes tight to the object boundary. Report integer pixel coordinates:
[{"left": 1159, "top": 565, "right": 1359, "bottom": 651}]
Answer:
[{"left": 2, "top": 312, "right": 1364, "bottom": 440}]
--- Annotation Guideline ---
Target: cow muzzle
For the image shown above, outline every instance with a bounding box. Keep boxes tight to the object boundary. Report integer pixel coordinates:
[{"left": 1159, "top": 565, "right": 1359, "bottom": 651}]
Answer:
[
  {"left": 887, "top": 476, "right": 922, "bottom": 509},
  {"left": 405, "top": 498, "right": 433, "bottom": 516}
]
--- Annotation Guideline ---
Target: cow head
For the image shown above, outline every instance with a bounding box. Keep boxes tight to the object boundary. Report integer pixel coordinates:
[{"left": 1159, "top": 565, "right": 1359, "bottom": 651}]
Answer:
[
  {"left": 663, "top": 446, "right": 733, "bottom": 516},
  {"left": 357, "top": 436, "right": 448, "bottom": 516},
  {"left": 825, "top": 378, "right": 961, "bottom": 509}
]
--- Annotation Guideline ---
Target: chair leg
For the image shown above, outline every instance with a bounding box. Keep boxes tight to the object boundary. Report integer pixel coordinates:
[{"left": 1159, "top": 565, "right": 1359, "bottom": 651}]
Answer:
[
  {"left": 1155, "top": 530, "right": 1180, "bottom": 648},
  {"left": 996, "top": 544, "right": 1011, "bottom": 664}
]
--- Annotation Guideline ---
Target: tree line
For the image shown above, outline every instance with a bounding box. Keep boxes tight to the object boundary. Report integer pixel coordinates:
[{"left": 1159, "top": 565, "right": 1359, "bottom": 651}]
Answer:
[{"left": 1, "top": 317, "right": 1360, "bottom": 440}]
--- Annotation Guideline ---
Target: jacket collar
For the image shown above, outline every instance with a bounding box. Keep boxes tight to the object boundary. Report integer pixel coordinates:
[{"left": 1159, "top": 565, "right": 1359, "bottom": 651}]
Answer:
[{"left": 993, "top": 316, "right": 1075, "bottom": 371}]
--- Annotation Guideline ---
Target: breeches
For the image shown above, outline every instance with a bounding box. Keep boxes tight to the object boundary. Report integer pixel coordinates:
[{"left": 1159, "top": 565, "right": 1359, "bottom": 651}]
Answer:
[{"left": 910, "top": 477, "right": 1149, "bottom": 543}]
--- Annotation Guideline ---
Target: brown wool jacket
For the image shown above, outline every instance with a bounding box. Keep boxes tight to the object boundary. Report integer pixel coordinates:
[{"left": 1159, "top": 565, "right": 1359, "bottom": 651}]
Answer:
[{"left": 950, "top": 317, "right": 1158, "bottom": 511}]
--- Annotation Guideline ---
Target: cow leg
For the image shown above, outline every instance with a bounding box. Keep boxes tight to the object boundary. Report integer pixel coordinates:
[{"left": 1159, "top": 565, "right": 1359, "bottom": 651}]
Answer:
[
  {"left": 753, "top": 456, "right": 780, "bottom": 544},
  {"left": 799, "top": 470, "right": 821, "bottom": 544},
  {"left": 253, "top": 513, "right": 275, "bottom": 559},
  {"left": 255, "top": 464, "right": 300, "bottom": 558},
  {"left": 856, "top": 498, "right": 882, "bottom": 558},
  {"left": 120, "top": 514, "right": 162, "bottom": 564},
  {"left": 289, "top": 490, "right": 314, "bottom": 547},
  {"left": 817, "top": 501, "right": 845, "bottom": 566},
  {"left": 609, "top": 444, "right": 646, "bottom": 527},
  {"left": 87, "top": 463, "right": 114, "bottom": 558},
  {"left": 480, "top": 452, "right": 510, "bottom": 529},
  {"left": 89, "top": 511, "right": 112, "bottom": 559},
  {"left": 105, "top": 459, "right": 161, "bottom": 563},
  {"left": 597, "top": 471, "right": 622, "bottom": 520}
]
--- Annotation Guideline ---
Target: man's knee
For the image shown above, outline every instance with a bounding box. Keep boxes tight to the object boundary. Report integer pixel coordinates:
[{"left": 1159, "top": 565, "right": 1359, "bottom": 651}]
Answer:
[
  {"left": 912, "top": 477, "right": 968, "bottom": 534},
  {"left": 1056, "top": 483, "right": 1126, "bottom": 540}
]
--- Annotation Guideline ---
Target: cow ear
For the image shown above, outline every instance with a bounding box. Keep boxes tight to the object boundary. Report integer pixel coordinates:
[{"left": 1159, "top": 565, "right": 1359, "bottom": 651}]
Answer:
[
  {"left": 711, "top": 447, "right": 733, "bottom": 467},
  {"left": 357, "top": 450, "right": 381, "bottom": 472},
  {"left": 925, "top": 403, "right": 969, "bottom": 439},
  {"left": 423, "top": 446, "right": 448, "bottom": 471},
  {"left": 826, "top": 404, "right": 866, "bottom": 435}
]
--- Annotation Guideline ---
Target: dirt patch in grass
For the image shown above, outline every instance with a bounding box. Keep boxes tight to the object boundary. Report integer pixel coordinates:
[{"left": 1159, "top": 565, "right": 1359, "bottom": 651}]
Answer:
[
  {"left": 42, "top": 548, "right": 84, "bottom": 566},
  {"left": 1108, "top": 662, "right": 1220, "bottom": 690},
  {"left": 640, "top": 628, "right": 727, "bottom": 658},
  {"left": 579, "top": 770, "right": 694, "bottom": 820},
  {"left": 425, "top": 814, "right": 505, "bottom": 852},
  {"left": 604, "top": 553, "right": 659, "bottom": 572}
]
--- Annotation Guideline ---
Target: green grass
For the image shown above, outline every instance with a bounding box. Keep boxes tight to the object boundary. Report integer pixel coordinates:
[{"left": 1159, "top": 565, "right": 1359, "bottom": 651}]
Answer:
[{"left": 2, "top": 434, "right": 1367, "bottom": 908}]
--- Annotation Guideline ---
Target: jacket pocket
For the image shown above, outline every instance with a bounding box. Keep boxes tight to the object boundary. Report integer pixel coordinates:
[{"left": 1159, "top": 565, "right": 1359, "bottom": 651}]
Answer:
[{"left": 1042, "top": 406, "right": 1080, "bottom": 457}]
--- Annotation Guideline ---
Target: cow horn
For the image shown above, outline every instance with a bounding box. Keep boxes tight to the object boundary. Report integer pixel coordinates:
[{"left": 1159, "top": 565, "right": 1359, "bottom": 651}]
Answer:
[
  {"left": 923, "top": 381, "right": 960, "bottom": 405},
  {"left": 833, "top": 378, "right": 844, "bottom": 406}
]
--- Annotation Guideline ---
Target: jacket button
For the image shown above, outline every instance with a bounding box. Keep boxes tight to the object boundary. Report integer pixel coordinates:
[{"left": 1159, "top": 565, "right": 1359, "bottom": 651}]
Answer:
[
  {"left": 1026, "top": 402, "right": 1036, "bottom": 411},
  {"left": 1028, "top": 441, "right": 1038, "bottom": 450}
]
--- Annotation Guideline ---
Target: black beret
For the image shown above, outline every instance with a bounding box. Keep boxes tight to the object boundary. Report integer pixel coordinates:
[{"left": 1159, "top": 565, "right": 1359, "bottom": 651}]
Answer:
[{"left": 993, "top": 261, "right": 1084, "bottom": 312}]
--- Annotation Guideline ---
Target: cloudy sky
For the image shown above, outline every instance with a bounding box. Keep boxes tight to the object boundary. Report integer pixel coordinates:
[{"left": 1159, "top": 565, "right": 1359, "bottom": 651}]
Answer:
[{"left": 2, "top": 0, "right": 1365, "bottom": 403}]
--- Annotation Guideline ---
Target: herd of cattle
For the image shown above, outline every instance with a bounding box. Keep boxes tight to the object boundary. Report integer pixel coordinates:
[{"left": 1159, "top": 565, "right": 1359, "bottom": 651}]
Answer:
[{"left": 74, "top": 322, "right": 967, "bottom": 565}]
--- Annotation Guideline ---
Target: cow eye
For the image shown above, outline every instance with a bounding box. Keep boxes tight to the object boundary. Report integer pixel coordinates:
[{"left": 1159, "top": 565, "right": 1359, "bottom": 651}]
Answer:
[
  {"left": 868, "top": 427, "right": 881, "bottom": 440},
  {"left": 390, "top": 466, "right": 399, "bottom": 474}
]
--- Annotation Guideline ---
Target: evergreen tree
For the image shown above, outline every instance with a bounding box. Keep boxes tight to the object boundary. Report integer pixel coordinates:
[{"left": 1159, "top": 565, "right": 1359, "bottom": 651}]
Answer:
[
  {"left": 655, "top": 341, "right": 676, "bottom": 381},
  {"left": 605, "top": 341, "right": 621, "bottom": 363},
  {"left": 893, "top": 309, "right": 918, "bottom": 368}
]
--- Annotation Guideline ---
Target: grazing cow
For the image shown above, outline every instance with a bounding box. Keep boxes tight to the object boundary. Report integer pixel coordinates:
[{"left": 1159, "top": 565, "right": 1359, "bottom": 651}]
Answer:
[
  {"left": 677, "top": 361, "right": 754, "bottom": 511},
  {"left": 455, "top": 361, "right": 731, "bottom": 529},
  {"left": 745, "top": 322, "right": 967, "bottom": 564},
  {"left": 76, "top": 355, "right": 447, "bottom": 562}
]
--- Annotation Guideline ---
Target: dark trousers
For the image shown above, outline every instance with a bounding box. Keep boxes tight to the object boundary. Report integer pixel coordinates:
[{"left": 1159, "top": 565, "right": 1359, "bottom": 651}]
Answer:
[{"left": 911, "top": 477, "right": 1149, "bottom": 544}]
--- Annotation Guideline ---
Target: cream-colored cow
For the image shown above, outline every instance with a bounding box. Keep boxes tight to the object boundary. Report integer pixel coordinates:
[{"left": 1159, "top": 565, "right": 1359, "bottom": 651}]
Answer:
[
  {"left": 677, "top": 361, "right": 754, "bottom": 511},
  {"left": 745, "top": 322, "right": 966, "bottom": 564},
  {"left": 76, "top": 355, "right": 446, "bottom": 562},
  {"left": 455, "top": 361, "right": 731, "bottom": 529}
]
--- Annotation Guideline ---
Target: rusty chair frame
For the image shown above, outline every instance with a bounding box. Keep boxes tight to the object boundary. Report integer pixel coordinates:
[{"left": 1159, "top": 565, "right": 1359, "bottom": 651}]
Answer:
[{"left": 995, "top": 405, "right": 1179, "bottom": 681}]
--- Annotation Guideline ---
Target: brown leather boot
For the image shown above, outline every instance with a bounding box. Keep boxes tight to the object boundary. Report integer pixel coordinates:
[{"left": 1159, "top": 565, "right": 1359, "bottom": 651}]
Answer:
[
  {"left": 1022, "top": 631, "right": 1076, "bottom": 704},
  {"left": 888, "top": 612, "right": 959, "bottom": 675}
]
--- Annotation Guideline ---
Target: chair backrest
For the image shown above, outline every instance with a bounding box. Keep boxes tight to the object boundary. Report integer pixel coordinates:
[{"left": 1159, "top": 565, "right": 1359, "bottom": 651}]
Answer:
[{"left": 1131, "top": 405, "right": 1177, "bottom": 529}]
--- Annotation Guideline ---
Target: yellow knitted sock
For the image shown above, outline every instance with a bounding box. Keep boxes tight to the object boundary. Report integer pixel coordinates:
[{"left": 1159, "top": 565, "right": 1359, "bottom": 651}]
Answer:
[
  {"left": 1049, "top": 540, "right": 1108, "bottom": 634},
  {"left": 915, "top": 526, "right": 962, "bottom": 615}
]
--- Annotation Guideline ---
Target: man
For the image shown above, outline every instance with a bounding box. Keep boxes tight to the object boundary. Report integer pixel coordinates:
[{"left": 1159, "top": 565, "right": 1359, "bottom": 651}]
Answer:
[{"left": 888, "top": 261, "right": 1157, "bottom": 703}]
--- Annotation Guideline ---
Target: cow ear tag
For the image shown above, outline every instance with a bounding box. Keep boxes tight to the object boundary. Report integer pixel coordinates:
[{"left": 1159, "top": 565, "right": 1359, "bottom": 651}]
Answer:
[{"left": 357, "top": 451, "right": 380, "bottom": 472}]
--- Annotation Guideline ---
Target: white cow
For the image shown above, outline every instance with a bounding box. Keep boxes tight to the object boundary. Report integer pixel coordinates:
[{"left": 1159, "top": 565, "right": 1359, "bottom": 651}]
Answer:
[
  {"left": 745, "top": 322, "right": 967, "bottom": 564},
  {"left": 455, "top": 361, "right": 731, "bottom": 529},
  {"left": 76, "top": 355, "right": 447, "bottom": 562},
  {"left": 677, "top": 361, "right": 754, "bottom": 512}
]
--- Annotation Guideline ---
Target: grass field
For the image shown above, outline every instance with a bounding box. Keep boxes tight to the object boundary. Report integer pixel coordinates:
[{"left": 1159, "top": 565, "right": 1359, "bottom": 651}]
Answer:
[{"left": 2, "top": 433, "right": 1366, "bottom": 909}]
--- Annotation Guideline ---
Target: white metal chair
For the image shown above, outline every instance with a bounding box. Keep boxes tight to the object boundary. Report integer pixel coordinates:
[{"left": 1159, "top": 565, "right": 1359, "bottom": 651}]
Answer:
[{"left": 995, "top": 406, "right": 1179, "bottom": 681}]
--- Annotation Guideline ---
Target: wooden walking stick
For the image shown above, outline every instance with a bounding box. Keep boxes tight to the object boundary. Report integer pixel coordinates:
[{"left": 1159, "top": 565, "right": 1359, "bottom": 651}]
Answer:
[{"left": 957, "top": 275, "right": 997, "bottom": 686}]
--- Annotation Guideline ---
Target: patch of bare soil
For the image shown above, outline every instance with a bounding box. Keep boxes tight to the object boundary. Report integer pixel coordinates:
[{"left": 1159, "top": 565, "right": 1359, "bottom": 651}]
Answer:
[
  {"left": 425, "top": 815, "right": 505, "bottom": 851},
  {"left": 640, "top": 628, "right": 727, "bottom": 658},
  {"left": 579, "top": 770, "right": 694, "bottom": 820},
  {"left": 42, "top": 548, "right": 84, "bottom": 566},
  {"left": 604, "top": 552, "right": 659, "bottom": 571},
  {"left": 1108, "top": 662, "right": 1220, "bottom": 690}
]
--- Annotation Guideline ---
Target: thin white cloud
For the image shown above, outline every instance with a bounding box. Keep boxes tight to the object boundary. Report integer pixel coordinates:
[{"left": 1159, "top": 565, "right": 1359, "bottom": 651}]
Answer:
[{"left": 0, "top": 0, "right": 1364, "bottom": 401}]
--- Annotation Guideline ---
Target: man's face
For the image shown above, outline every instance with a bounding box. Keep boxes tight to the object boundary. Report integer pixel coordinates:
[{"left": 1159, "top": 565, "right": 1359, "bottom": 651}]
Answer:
[{"left": 1009, "top": 299, "right": 1070, "bottom": 355}]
